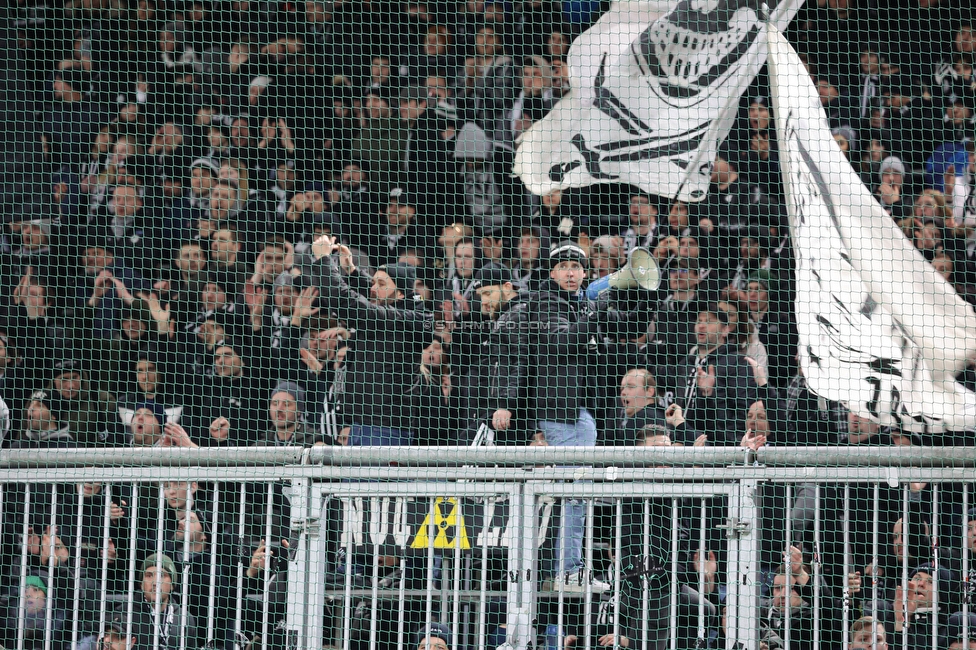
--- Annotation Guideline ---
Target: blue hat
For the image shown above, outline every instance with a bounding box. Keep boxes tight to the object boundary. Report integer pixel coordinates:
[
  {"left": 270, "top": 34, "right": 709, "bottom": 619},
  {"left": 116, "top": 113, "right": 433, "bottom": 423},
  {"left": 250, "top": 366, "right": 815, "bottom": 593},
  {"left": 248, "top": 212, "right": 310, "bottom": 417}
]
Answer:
[
  {"left": 417, "top": 623, "right": 452, "bottom": 650},
  {"left": 133, "top": 400, "right": 166, "bottom": 425}
]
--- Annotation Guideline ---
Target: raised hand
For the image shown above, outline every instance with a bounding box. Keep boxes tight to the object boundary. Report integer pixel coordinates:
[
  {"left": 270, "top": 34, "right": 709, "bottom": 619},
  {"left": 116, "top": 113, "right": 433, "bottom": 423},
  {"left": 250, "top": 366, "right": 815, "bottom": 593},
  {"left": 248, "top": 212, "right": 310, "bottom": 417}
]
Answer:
[{"left": 697, "top": 364, "right": 717, "bottom": 397}]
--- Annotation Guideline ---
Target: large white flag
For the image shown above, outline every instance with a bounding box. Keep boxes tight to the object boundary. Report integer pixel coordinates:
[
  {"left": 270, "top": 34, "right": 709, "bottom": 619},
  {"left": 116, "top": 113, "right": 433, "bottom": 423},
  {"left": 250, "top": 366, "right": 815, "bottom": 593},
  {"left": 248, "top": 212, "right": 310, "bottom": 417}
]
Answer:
[
  {"left": 767, "top": 25, "right": 976, "bottom": 433},
  {"left": 513, "top": 0, "right": 802, "bottom": 201}
]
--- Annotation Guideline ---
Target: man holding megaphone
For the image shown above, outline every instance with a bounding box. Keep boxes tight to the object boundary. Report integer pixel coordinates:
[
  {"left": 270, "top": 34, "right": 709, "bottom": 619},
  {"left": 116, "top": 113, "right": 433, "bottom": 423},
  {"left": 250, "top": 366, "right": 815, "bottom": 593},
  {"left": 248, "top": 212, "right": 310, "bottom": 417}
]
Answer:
[{"left": 528, "top": 240, "right": 660, "bottom": 594}]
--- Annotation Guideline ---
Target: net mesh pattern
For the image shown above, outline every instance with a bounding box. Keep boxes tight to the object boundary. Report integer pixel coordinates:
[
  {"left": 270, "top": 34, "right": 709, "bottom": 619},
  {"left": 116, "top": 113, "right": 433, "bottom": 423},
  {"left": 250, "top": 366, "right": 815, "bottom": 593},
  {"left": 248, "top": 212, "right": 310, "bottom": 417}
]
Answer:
[{"left": 0, "top": 0, "right": 975, "bottom": 648}]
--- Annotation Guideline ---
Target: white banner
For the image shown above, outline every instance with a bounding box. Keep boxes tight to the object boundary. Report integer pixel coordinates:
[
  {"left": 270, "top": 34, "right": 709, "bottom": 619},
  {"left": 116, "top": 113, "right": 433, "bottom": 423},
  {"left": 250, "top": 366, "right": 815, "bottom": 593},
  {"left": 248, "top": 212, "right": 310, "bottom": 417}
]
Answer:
[
  {"left": 513, "top": 0, "right": 802, "bottom": 200},
  {"left": 767, "top": 25, "right": 976, "bottom": 433}
]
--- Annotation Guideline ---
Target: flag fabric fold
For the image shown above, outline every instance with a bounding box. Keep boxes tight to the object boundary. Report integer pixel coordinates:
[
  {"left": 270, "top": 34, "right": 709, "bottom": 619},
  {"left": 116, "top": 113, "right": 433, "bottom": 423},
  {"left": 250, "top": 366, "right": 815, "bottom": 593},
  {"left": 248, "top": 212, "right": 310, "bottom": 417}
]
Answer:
[
  {"left": 767, "top": 24, "right": 976, "bottom": 433},
  {"left": 513, "top": 0, "right": 802, "bottom": 200}
]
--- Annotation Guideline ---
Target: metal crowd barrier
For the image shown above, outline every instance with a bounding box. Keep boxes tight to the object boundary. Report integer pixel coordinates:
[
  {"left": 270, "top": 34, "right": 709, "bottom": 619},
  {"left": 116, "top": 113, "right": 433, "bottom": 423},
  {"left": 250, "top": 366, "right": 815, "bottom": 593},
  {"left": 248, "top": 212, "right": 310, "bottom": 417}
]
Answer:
[{"left": 1, "top": 447, "right": 975, "bottom": 650}]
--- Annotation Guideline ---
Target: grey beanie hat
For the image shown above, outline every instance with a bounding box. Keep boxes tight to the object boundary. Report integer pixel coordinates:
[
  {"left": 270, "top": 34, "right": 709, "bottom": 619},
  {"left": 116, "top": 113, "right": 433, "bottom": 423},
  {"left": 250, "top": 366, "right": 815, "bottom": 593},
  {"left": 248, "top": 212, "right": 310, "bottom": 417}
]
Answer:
[
  {"left": 454, "top": 122, "right": 491, "bottom": 161},
  {"left": 271, "top": 381, "right": 305, "bottom": 416}
]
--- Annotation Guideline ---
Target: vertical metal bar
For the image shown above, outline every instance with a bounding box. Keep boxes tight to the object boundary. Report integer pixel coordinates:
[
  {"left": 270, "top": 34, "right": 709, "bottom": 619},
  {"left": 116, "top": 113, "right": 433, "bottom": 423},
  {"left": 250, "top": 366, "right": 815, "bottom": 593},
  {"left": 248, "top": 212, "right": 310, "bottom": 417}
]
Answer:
[
  {"left": 842, "top": 484, "right": 850, "bottom": 650},
  {"left": 557, "top": 497, "right": 566, "bottom": 650},
  {"left": 236, "top": 484, "right": 247, "bottom": 643},
  {"left": 126, "top": 487, "right": 140, "bottom": 650},
  {"left": 932, "top": 484, "right": 940, "bottom": 650},
  {"left": 99, "top": 486, "right": 112, "bottom": 643},
  {"left": 207, "top": 484, "right": 220, "bottom": 645},
  {"left": 612, "top": 500, "right": 622, "bottom": 650},
  {"left": 697, "top": 500, "right": 706, "bottom": 646},
  {"left": 180, "top": 484, "right": 194, "bottom": 650},
  {"left": 425, "top": 497, "right": 437, "bottom": 635},
  {"left": 341, "top": 497, "right": 354, "bottom": 650},
  {"left": 369, "top": 501, "right": 380, "bottom": 650},
  {"left": 397, "top": 498, "right": 408, "bottom": 650},
  {"left": 902, "top": 485, "right": 909, "bottom": 650},
  {"left": 583, "top": 499, "right": 595, "bottom": 650},
  {"left": 71, "top": 485, "right": 85, "bottom": 649},
  {"left": 669, "top": 498, "right": 678, "bottom": 650},
  {"left": 43, "top": 483, "right": 58, "bottom": 650},
  {"left": 154, "top": 483, "right": 165, "bottom": 650},
  {"left": 813, "top": 485, "right": 821, "bottom": 650},
  {"left": 261, "top": 482, "right": 275, "bottom": 650},
  {"left": 642, "top": 499, "right": 650, "bottom": 650},
  {"left": 452, "top": 500, "right": 463, "bottom": 650},
  {"left": 871, "top": 483, "right": 880, "bottom": 650},
  {"left": 784, "top": 484, "right": 792, "bottom": 650},
  {"left": 477, "top": 498, "right": 490, "bottom": 650},
  {"left": 16, "top": 484, "right": 31, "bottom": 650},
  {"left": 964, "top": 485, "right": 970, "bottom": 649}
]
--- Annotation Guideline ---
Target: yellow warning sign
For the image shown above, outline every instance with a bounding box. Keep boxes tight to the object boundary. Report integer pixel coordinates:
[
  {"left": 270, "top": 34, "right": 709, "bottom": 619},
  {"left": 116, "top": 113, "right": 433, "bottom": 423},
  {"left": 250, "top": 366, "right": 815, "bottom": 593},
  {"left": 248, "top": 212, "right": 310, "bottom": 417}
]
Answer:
[{"left": 411, "top": 498, "right": 471, "bottom": 549}]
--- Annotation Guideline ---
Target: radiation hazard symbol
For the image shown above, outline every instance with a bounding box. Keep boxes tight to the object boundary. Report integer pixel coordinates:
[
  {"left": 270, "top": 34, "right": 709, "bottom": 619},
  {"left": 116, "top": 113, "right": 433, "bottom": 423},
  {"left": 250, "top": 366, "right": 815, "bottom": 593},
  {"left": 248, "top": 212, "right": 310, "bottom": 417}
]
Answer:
[{"left": 410, "top": 497, "right": 471, "bottom": 549}]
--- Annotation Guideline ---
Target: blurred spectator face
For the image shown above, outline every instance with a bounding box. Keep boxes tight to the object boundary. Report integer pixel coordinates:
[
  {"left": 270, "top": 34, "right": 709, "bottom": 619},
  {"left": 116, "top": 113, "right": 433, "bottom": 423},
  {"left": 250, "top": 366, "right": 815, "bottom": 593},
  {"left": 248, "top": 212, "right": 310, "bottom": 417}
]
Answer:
[
  {"left": 175, "top": 511, "right": 206, "bottom": 553},
  {"left": 387, "top": 202, "right": 416, "bottom": 227},
  {"left": 668, "top": 266, "right": 699, "bottom": 293},
  {"left": 263, "top": 244, "right": 288, "bottom": 279},
  {"left": 142, "top": 566, "right": 172, "bottom": 606},
  {"left": 848, "top": 412, "right": 879, "bottom": 438},
  {"left": 851, "top": 625, "right": 888, "bottom": 650},
  {"left": 201, "top": 282, "right": 228, "bottom": 312},
  {"left": 815, "top": 79, "right": 839, "bottom": 106},
  {"left": 547, "top": 31, "right": 570, "bottom": 59},
  {"left": 421, "top": 341, "right": 443, "bottom": 369},
  {"left": 190, "top": 167, "right": 214, "bottom": 198},
  {"left": 0, "top": 338, "right": 9, "bottom": 371},
  {"left": 522, "top": 64, "right": 550, "bottom": 96},
  {"left": 164, "top": 481, "right": 198, "bottom": 510},
  {"left": 748, "top": 102, "right": 770, "bottom": 131},
  {"left": 739, "top": 237, "right": 762, "bottom": 261},
  {"left": 946, "top": 102, "right": 972, "bottom": 128},
  {"left": 915, "top": 222, "right": 941, "bottom": 252},
  {"left": 914, "top": 193, "right": 942, "bottom": 219},
  {"left": 590, "top": 248, "right": 613, "bottom": 279},
  {"left": 860, "top": 51, "right": 880, "bottom": 76},
  {"left": 669, "top": 201, "right": 690, "bottom": 231},
  {"left": 620, "top": 369, "right": 655, "bottom": 417},
  {"left": 210, "top": 229, "right": 240, "bottom": 265},
  {"left": 711, "top": 157, "right": 736, "bottom": 187},
  {"left": 112, "top": 185, "right": 142, "bottom": 218},
  {"left": 519, "top": 233, "right": 541, "bottom": 267},
  {"left": 892, "top": 518, "right": 906, "bottom": 560},
  {"left": 399, "top": 98, "right": 427, "bottom": 123},
  {"left": 418, "top": 637, "right": 449, "bottom": 650},
  {"left": 550, "top": 260, "right": 585, "bottom": 293},
  {"left": 131, "top": 408, "right": 162, "bottom": 446},
  {"left": 968, "top": 516, "right": 976, "bottom": 553},
  {"left": 136, "top": 359, "right": 159, "bottom": 395},
  {"left": 949, "top": 642, "right": 976, "bottom": 650},
  {"left": 276, "top": 164, "right": 296, "bottom": 192},
  {"left": 370, "top": 56, "right": 392, "bottom": 84},
  {"left": 25, "top": 400, "right": 56, "bottom": 434},
  {"left": 101, "top": 631, "right": 130, "bottom": 650},
  {"left": 81, "top": 246, "right": 115, "bottom": 275},
  {"left": 629, "top": 195, "right": 658, "bottom": 229},
  {"left": 678, "top": 236, "right": 700, "bottom": 259},
  {"left": 229, "top": 118, "right": 252, "bottom": 148},
  {"left": 772, "top": 573, "right": 800, "bottom": 609},
  {"left": 745, "top": 401, "right": 769, "bottom": 436},
  {"left": 750, "top": 131, "right": 771, "bottom": 159},
  {"left": 475, "top": 28, "right": 500, "bottom": 57},
  {"left": 24, "top": 584, "right": 46, "bottom": 616},
  {"left": 305, "top": 1, "right": 328, "bottom": 23},
  {"left": 481, "top": 236, "right": 504, "bottom": 262},
  {"left": 454, "top": 242, "right": 476, "bottom": 278},
  {"left": 881, "top": 168, "right": 903, "bottom": 189},
  {"left": 209, "top": 185, "right": 237, "bottom": 221},
  {"left": 370, "top": 271, "right": 404, "bottom": 304},
  {"left": 639, "top": 432, "right": 672, "bottom": 447},
  {"left": 288, "top": 191, "right": 326, "bottom": 221},
  {"left": 214, "top": 346, "right": 244, "bottom": 378},
  {"left": 275, "top": 285, "right": 298, "bottom": 315},
  {"left": 365, "top": 94, "right": 392, "bottom": 119},
  {"left": 694, "top": 311, "right": 728, "bottom": 349},
  {"left": 27, "top": 527, "right": 69, "bottom": 566},
  {"left": 308, "top": 328, "right": 345, "bottom": 361},
  {"left": 866, "top": 139, "right": 885, "bottom": 163},
  {"left": 908, "top": 571, "right": 934, "bottom": 608},
  {"left": 208, "top": 127, "right": 230, "bottom": 155},
  {"left": 423, "top": 25, "right": 451, "bottom": 56},
  {"left": 932, "top": 254, "right": 952, "bottom": 281},
  {"left": 197, "top": 321, "right": 225, "bottom": 348},
  {"left": 477, "top": 283, "right": 511, "bottom": 317},
  {"left": 150, "top": 122, "right": 183, "bottom": 156},
  {"left": 121, "top": 316, "right": 147, "bottom": 341},
  {"left": 956, "top": 25, "right": 975, "bottom": 54},
  {"left": 177, "top": 243, "right": 206, "bottom": 276},
  {"left": 440, "top": 223, "right": 472, "bottom": 259},
  {"left": 542, "top": 189, "right": 563, "bottom": 213},
  {"left": 341, "top": 164, "right": 365, "bottom": 189},
  {"left": 54, "top": 371, "right": 82, "bottom": 400},
  {"left": 425, "top": 75, "right": 450, "bottom": 101}
]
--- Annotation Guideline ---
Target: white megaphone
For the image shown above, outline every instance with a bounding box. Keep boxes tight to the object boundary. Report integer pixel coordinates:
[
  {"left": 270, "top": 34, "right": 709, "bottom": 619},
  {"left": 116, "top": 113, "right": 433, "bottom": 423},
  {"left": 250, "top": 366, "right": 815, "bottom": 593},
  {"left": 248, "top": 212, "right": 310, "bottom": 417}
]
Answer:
[{"left": 586, "top": 246, "right": 661, "bottom": 300}]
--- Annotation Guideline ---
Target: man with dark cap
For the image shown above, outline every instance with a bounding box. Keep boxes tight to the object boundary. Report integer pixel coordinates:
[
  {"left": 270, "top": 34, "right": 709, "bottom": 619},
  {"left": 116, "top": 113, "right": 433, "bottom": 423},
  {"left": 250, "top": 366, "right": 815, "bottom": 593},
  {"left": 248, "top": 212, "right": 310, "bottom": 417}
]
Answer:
[
  {"left": 452, "top": 262, "right": 531, "bottom": 445},
  {"left": 528, "top": 240, "right": 642, "bottom": 593},
  {"left": 308, "top": 235, "right": 433, "bottom": 446},
  {"left": 254, "top": 380, "right": 323, "bottom": 446},
  {"left": 416, "top": 622, "right": 452, "bottom": 650}
]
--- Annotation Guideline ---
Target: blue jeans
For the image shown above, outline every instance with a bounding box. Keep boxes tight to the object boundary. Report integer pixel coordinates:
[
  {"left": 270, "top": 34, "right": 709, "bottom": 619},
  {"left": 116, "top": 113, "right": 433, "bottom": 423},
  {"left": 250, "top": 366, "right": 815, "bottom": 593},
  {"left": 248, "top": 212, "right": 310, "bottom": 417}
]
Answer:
[
  {"left": 538, "top": 409, "right": 597, "bottom": 574},
  {"left": 349, "top": 424, "right": 414, "bottom": 446}
]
